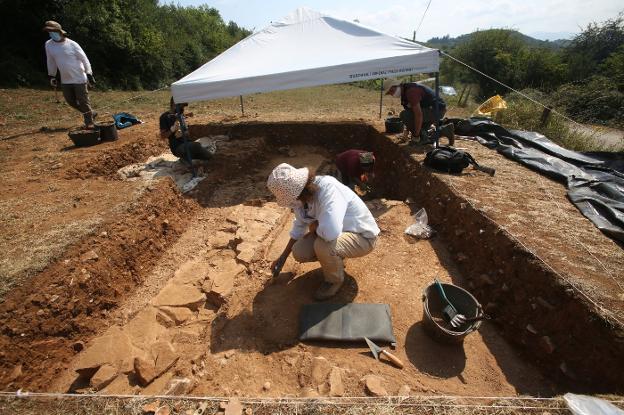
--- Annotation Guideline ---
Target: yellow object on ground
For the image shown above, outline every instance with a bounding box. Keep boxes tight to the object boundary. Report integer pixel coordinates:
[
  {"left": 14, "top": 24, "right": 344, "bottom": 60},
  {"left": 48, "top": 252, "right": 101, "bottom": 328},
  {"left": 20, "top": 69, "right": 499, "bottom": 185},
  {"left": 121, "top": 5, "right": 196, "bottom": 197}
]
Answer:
[{"left": 473, "top": 95, "right": 507, "bottom": 117}]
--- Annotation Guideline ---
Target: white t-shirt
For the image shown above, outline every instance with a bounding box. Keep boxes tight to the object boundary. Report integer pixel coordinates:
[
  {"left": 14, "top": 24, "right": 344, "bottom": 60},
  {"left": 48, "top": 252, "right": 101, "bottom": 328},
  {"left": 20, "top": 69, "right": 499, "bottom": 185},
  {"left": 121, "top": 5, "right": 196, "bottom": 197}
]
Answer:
[
  {"left": 45, "top": 38, "right": 92, "bottom": 84},
  {"left": 290, "top": 176, "right": 380, "bottom": 241}
]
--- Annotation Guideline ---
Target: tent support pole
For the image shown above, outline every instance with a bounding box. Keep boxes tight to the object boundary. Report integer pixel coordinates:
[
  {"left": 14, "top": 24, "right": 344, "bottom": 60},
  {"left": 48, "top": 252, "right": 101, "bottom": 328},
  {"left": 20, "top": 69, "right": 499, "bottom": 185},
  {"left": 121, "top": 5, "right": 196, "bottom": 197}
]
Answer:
[
  {"left": 433, "top": 72, "right": 440, "bottom": 148},
  {"left": 240, "top": 95, "right": 244, "bottom": 116},
  {"left": 379, "top": 80, "right": 383, "bottom": 119}
]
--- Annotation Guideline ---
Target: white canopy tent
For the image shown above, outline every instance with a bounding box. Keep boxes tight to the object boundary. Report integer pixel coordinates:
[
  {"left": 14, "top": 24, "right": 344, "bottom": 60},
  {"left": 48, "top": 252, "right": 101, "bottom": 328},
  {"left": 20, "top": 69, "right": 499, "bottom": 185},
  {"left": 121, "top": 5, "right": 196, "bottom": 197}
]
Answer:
[{"left": 171, "top": 7, "right": 440, "bottom": 103}]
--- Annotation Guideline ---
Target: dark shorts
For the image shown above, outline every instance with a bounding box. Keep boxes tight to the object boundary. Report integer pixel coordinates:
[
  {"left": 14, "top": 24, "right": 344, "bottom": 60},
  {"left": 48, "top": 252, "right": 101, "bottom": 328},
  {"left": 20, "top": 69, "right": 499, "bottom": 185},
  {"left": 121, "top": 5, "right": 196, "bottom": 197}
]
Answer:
[
  {"left": 172, "top": 141, "right": 213, "bottom": 161},
  {"left": 400, "top": 106, "right": 447, "bottom": 134}
]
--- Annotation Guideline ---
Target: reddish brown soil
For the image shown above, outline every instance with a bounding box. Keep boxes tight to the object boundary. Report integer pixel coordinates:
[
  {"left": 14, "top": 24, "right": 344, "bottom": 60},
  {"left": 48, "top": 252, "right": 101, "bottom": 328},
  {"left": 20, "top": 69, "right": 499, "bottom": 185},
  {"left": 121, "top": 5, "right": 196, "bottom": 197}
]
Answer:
[
  {"left": 190, "top": 122, "right": 624, "bottom": 392},
  {"left": 0, "top": 179, "right": 195, "bottom": 389},
  {"left": 0, "top": 114, "right": 623, "bottom": 398}
]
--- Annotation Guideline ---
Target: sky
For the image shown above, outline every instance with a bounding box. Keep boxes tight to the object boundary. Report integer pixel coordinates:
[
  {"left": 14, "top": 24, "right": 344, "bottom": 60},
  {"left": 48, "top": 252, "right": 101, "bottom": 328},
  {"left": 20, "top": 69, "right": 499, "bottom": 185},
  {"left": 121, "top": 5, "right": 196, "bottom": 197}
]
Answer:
[{"left": 172, "top": 0, "right": 622, "bottom": 41}]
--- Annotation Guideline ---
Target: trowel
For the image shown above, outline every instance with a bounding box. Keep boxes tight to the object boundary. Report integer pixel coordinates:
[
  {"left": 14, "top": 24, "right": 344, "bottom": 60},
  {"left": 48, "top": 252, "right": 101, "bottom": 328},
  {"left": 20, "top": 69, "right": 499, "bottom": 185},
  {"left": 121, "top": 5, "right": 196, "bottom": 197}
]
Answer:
[{"left": 364, "top": 337, "right": 404, "bottom": 369}]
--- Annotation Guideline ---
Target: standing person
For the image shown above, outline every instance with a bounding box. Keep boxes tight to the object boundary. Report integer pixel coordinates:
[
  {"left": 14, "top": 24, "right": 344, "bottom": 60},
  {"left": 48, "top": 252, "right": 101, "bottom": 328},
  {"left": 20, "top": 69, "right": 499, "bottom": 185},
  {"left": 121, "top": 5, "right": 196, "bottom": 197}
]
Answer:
[
  {"left": 43, "top": 21, "right": 97, "bottom": 128},
  {"left": 335, "top": 149, "right": 375, "bottom": 191},
  {"left": 159, "top": 98, "right": 214, "bottom": 163},
  {"left": 268, "top": 163, "right": 380, "bottom": 300},
  {"left": 384, "top": 79, "right": 454, "bottom": 146}
]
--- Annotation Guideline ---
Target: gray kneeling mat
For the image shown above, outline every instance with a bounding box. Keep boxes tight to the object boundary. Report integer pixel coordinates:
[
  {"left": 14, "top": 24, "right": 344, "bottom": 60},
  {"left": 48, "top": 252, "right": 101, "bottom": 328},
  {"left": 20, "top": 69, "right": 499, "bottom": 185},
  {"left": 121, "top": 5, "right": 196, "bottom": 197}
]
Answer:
[{"left": 299, "top": 303, "right": 396, "bottom": 344}]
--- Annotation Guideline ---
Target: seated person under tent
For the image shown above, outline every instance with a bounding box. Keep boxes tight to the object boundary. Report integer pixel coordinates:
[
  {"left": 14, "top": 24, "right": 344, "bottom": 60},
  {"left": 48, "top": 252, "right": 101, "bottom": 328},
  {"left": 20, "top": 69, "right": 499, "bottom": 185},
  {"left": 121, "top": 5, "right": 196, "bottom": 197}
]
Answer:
[{"left": 159, "top": 98, "right": 214, "bottom": 163}]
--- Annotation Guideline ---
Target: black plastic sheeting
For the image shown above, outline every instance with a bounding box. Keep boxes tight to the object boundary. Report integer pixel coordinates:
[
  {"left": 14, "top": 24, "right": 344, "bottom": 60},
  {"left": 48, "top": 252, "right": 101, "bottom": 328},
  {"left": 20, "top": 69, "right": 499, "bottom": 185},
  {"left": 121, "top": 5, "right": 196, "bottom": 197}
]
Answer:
[{"left": 451, "top": 118, "right": 624, "bottom": 245}]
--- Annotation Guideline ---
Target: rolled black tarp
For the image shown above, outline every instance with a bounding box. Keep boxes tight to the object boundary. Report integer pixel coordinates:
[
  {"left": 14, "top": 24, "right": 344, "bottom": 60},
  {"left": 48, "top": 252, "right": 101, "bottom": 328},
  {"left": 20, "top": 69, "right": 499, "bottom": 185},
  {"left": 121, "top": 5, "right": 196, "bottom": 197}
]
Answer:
[{"left": 451, "top": 118, "right": 624, "bottom": 245}]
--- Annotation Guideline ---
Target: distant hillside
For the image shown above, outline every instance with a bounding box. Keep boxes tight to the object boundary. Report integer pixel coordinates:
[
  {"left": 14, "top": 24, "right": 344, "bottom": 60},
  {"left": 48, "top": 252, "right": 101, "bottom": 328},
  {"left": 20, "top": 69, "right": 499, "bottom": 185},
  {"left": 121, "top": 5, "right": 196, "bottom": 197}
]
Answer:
[{"left": 425, "top": 30, "right": 571, "bottom": 50}]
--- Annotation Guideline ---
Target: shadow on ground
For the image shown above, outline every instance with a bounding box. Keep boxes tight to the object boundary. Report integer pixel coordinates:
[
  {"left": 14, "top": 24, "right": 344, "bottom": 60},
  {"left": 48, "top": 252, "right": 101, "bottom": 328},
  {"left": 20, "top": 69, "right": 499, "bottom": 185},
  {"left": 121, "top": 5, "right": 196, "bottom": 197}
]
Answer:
[{"left": 210, "top": 269, "right": 359, "bottom": 355}]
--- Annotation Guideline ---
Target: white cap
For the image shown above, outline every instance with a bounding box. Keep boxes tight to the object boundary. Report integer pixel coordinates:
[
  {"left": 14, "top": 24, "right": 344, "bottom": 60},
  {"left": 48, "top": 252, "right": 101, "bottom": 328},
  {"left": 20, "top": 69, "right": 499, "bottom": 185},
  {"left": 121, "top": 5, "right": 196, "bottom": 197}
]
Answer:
[
  {"left": 383, "top": 79, "right": 401, "bottom": 94},
  {"left": 267, "top": 163, "right": 309, "bottom": 207}
]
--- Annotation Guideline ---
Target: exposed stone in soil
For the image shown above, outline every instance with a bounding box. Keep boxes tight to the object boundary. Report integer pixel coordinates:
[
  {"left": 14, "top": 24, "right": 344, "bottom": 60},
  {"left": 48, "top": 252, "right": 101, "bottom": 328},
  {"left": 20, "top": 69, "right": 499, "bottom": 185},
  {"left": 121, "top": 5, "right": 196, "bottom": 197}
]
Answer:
[
  {"left": 363, "top": 375, "right": 387, "bottom": 396},
  {"left": 0, "top": 179, "right": 196, "bottom": 390},
  {"left": 2, "top": 121, "right": 624, "bottom": 397}
]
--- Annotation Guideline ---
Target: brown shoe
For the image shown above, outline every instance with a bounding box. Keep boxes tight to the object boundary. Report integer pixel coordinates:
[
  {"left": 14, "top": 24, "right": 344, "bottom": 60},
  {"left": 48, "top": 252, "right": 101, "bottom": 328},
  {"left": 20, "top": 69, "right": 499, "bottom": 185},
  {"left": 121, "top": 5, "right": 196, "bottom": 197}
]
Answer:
[{"left": 314, "top": 281, "right": 343, "bottom": 301}]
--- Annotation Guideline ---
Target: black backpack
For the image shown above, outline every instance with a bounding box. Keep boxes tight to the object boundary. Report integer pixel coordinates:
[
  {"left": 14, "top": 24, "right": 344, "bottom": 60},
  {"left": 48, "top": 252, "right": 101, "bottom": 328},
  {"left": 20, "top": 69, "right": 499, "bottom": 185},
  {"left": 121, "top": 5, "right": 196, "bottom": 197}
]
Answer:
[{"left": 424, "top": 146, "right": 495, "bottom": 176}]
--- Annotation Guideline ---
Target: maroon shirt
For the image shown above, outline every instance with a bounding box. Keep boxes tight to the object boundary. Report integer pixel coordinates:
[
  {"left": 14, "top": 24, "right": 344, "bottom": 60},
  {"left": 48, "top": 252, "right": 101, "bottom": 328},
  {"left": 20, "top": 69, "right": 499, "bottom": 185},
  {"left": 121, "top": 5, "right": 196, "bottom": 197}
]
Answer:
[
  {"left": 336, "top": 149, "right": 372, "bottom": 179},
  {"left": 404, "top": 86, "right": 426, "bottom": 109}
]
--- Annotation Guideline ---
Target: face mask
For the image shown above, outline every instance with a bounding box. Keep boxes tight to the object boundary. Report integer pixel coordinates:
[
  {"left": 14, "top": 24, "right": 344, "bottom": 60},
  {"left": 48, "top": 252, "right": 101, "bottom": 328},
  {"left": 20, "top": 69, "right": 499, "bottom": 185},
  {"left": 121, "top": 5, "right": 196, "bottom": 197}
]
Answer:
[
  {"left": 49, "top": 32, "right": 62, "bottom": 41},
  {"left": 392, "top": 86, "right": 401, "bottom": 98}
]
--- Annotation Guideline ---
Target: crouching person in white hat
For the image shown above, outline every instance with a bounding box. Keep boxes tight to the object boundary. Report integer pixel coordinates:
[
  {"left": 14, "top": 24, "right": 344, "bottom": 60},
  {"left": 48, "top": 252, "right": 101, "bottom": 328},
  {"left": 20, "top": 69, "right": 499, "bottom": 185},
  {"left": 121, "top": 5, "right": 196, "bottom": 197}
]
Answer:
[{"left": 267, "top": 163, "right": 380, "bottom": 300}]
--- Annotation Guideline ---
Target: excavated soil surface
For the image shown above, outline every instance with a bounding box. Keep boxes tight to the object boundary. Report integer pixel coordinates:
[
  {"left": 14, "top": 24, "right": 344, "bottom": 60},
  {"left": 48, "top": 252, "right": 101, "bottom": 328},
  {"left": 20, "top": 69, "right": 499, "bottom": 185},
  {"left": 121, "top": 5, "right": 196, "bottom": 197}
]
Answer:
[{"left": 1, "top": 121, "right": 623, "bottom": 398}]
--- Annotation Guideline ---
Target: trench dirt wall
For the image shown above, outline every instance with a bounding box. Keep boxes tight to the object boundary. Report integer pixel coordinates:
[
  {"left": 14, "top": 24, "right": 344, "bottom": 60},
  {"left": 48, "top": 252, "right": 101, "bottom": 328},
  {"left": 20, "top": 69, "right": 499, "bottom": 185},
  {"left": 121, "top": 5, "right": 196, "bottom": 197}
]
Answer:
[
  {"left": 191, "top": 121, "right": 624, "bottom": 393},
  {"left": 366, "top": 128, "right": 624, "bottom": 393},
  {"left": 2, "top": 121, "right": 622, "bottom": 393},
  {"left": 0, "top": 180, "right": 197, "bottom": 390}
]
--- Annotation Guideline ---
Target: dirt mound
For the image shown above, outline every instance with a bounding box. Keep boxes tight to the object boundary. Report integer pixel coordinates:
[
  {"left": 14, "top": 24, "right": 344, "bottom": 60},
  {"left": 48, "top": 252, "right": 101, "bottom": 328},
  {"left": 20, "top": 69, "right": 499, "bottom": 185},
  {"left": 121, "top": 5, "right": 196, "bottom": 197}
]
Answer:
[
  {"left": 66, "top": 136, "right": 167, "bottom": 179},
  {"left": 0, "top": 179, "right": 197, "bottom": 390}
]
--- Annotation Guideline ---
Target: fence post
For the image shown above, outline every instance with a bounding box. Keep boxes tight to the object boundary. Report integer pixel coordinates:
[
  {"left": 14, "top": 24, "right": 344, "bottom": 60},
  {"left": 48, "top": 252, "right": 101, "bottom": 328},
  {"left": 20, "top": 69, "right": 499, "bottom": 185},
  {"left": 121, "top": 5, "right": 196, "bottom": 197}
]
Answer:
[
  {"left": 540, "top": 106, "right": 552, "bottom": 127},
  {"left": 457, "top": 85, "right": 467, "bottom": 106},
  {"left": 460, "top": 86, "right": 472, "bottom": 107}
]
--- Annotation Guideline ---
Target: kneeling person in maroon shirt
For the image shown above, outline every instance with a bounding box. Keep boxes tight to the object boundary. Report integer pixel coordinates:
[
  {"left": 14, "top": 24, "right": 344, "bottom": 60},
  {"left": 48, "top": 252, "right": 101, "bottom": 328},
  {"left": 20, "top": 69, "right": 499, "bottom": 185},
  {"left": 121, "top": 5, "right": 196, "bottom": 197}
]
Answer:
[{"left": 335, "top": 150, "right": 375, "bottom": 191}]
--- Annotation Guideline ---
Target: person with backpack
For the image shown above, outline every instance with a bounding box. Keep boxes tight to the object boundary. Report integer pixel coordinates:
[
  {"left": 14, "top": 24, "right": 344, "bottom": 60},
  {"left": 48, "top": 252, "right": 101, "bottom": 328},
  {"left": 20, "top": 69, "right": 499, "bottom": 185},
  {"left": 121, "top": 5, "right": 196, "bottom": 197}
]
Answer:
[{"left": 384, "top": 79, "right": 455, "bottom": 146}]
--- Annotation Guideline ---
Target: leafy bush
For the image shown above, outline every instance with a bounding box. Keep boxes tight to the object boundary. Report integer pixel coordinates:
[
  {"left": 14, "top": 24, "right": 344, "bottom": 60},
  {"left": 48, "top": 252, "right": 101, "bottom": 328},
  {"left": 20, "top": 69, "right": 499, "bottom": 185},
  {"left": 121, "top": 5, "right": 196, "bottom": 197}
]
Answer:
[
  {"left": 447, "top": 29, "right": 566, "bottom": 98},
  {"left": 551, "top": 76, "right": 624, "bottom": 127},
  {"left": 437, "top": 13, "right": 624, "bottom": 127},
  {"left": 496, "top": 90, "right": 615, "bottom": 152},
  {"left": 563, "top": 14, "right": 624, "bottom": 82}
]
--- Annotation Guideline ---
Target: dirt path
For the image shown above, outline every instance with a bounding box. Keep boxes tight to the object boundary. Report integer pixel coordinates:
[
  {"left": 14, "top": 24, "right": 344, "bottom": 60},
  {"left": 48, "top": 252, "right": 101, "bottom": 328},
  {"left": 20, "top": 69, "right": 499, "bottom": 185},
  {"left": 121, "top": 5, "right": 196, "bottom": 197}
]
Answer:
[{"left": 570, "top": 122, "right": 624, "bottom": 149}]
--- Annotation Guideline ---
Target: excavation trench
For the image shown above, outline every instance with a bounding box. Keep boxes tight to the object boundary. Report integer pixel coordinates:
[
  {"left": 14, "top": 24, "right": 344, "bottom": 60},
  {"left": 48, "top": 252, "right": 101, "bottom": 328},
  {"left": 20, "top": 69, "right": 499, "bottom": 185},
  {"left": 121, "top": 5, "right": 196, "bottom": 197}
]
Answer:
[
  {"left": 190, "top": 121, "right": 624, "bottom": 393},
  {"left": 1, "top": 121, "right": 622, "bottom": 397}
]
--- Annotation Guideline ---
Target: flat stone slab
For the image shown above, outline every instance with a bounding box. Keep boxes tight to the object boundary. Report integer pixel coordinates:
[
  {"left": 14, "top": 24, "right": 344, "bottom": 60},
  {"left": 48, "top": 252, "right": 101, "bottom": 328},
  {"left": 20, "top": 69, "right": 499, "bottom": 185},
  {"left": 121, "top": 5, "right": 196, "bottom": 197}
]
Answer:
[
  {"left": 152, "top": 283, "right": 206, "bottom": 311},
  {"left": 172, "top": 260, "right": 211, "bottom": 285},
  {"left": 158, "top": 306, "right": 195, "bottom": 325},
  {"left": 76, "top": 326, "right": 140, "bottom": 374},
  {"left": 206, "top": 257, "right": 246, "bottom": 305},
  {"left": 125, "top": 307, "right": 168, "bottom": 345},
  {"left": 90, "top": 364, "right": 117, "bottom": 390}
]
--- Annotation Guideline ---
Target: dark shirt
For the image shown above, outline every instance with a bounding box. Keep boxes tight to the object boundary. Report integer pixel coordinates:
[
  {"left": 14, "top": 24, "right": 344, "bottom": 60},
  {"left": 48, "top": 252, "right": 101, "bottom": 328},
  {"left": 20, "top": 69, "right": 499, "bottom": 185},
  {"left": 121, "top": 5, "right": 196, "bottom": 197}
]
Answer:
[
  {"left": 336, "top": 149, "right": 371, "bottom": 180},
  {"left": 159, "top": 111, "right": 183, "bottom": 154},
  {"left": 401, "top": 83, "right": 446, "bottom": 110}
]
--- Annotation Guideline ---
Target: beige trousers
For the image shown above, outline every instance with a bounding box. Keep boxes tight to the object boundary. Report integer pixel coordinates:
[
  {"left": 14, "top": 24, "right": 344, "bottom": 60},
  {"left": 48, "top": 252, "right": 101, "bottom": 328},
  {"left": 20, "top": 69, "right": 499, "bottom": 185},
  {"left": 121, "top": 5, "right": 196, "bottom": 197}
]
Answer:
[{"left": 292, "top": 232, "right": 377, "bottom": 284}]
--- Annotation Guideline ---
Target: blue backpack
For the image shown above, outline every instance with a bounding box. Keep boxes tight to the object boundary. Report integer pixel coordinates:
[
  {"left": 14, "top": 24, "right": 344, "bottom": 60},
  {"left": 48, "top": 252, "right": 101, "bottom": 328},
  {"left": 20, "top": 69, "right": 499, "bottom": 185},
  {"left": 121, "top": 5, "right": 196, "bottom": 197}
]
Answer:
[{"left": 112, "top": 112, "right": 142, "bottom": 129}]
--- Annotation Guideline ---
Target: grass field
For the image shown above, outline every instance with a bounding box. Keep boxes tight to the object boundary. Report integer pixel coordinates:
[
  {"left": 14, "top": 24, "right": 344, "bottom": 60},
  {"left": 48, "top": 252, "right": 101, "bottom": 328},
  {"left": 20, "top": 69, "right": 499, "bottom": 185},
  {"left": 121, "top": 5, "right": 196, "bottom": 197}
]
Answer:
[{"left": 2, "top": 84, "right": 619, "bottom": 152}]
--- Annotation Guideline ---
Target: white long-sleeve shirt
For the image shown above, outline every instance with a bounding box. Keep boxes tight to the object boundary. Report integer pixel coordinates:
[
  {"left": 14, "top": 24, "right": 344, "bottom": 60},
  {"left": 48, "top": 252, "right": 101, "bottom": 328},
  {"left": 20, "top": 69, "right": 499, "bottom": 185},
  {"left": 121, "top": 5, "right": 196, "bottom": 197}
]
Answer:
[
  {"left": 289, "top": 176, "right": 380, "bottom": 241},
  {"left": 45, "top": 38, "right": 92, "bottom": 84}
]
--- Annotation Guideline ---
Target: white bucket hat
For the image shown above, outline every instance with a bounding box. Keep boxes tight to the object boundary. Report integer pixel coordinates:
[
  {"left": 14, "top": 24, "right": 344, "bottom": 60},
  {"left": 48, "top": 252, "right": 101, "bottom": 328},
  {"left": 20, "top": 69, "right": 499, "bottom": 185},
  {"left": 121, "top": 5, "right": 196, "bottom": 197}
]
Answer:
[
  {"left": 267, "top": 163, "right": 309, "bottom": 207},
  {"left": 383, "top": 79, "right": 401, "bottom": 94}
]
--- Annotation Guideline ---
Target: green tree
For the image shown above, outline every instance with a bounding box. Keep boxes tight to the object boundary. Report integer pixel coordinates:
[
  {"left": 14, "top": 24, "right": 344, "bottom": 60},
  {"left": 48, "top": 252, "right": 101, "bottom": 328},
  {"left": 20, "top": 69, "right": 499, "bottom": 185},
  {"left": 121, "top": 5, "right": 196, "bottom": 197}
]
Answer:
[
  {"left": 0, "top": 0, "right": 251, "bottom": 89},
  {"left": 602, "top": 45, "right": 624, "bottom": 90},
  {"left": 563, "top": 13, "right": 624, "bottom": 81}
]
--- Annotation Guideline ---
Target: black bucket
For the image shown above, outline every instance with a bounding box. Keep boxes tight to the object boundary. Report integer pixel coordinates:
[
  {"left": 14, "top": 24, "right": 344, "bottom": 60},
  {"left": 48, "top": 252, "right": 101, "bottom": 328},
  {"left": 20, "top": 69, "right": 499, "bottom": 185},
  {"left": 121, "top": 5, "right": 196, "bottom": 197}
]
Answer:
[
  {"left": 385, "top": 117, "right": 404, "bottom": 134},
  {"left": 68, "top": 128, "right": 101, "bottom": 147},
  {"left": 96, "top": 122, "right": 118, "bottom": 141},
  {"left": 422, "top": 282, "right": 483, "bottom": 344}
]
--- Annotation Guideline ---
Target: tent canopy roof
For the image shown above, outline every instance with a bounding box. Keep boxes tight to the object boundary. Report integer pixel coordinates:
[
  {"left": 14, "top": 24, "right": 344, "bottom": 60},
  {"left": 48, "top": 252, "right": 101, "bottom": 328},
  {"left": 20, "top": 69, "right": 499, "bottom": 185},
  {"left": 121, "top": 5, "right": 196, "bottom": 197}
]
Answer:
[{"left": 171, "top": 7, "right": 439, "bottom": 103}]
